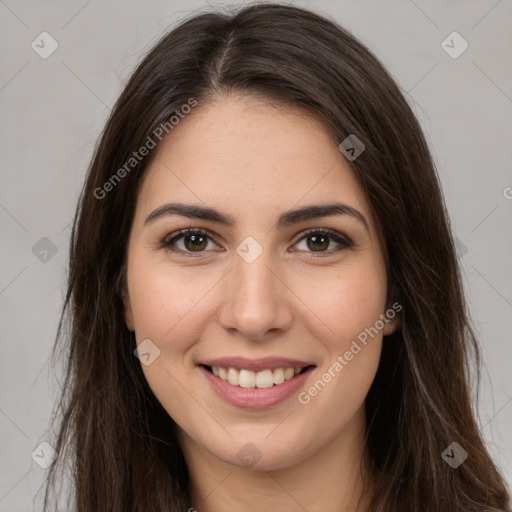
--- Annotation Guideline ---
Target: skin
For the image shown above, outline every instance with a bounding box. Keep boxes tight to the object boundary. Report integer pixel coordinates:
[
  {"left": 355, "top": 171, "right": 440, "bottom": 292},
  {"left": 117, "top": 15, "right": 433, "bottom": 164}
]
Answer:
[{"left": 123, "top": 93, "right": 398, "bottom": 512}]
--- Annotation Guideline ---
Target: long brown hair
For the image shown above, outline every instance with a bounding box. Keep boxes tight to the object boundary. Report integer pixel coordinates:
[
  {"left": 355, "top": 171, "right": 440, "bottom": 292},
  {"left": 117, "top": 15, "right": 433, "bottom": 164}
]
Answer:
[{"left": 43, "top": 3, "right": 511, "bottom": 510}]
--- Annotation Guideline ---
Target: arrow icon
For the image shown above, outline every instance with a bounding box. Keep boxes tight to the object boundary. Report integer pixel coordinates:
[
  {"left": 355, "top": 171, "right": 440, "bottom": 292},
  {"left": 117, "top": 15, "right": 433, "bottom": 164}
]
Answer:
[
  {"left": 31, "top": 441, "right": 56, "bottom": 468},
  {"left": 441, "top": 32, "right": 468, "bottom": 59},
  {"left": 236, "top": 236, "right": 263, "bottom": 263},
  {"left": 236, "top": 442, "right": 262, "bottom": 467},
  {"left": 32, "top": 237, "right": 58, "bottom": 263},
  {"left": 31, "top": 31, "right": 59, "bottom": 59},
  {"left": 442, "top": 441, "right": 468, "bottom": 468},
  {"left": 339, "top": 134, "right": 365, "bottom": 161},
  {"left": 135, "top": 339, "right": 161, "bottom": 366}
]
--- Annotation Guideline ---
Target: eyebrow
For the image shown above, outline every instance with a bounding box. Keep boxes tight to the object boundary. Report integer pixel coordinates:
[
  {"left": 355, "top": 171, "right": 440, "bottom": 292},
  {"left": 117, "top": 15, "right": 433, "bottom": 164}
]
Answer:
[{"left": 145, "top": 202, "right": 369, "bottom": 232}]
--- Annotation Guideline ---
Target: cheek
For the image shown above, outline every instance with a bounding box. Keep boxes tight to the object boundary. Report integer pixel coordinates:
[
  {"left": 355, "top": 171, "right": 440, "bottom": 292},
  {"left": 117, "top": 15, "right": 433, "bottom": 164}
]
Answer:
[
  {"left": 127, "top": 257, "right": 219, "bottom": 343},
  {"left": 291, "top": 268, "right": 385, "bottom": 440},
  {"left": 292, "top": 258, "right": 388, "bottom": 346},
  {"left": 127, "top": 259, "right": 218, "bottom": 418}
]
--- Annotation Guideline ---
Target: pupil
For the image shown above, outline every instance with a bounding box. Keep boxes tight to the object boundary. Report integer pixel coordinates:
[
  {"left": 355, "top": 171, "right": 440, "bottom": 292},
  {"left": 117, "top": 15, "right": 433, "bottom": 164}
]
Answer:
[
  {"left": 309, "top": 234, "right": 328, "bottom": 251},
  {"left": 187, "top": 234, "right": 207, "bottom": 251}
]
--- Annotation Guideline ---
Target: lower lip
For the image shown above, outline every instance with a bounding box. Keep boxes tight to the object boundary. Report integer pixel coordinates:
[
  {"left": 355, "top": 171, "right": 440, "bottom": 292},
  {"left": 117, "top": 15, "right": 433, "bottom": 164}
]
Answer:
[{"left": 199, "top": 365, "right": 315, "bottom": 409}]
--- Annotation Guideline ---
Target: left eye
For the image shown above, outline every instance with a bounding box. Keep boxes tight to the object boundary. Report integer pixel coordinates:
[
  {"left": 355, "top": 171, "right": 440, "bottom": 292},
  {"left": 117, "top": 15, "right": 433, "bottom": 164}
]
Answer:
[
  {"left": 161, "top": 228, "right": 352, "bottom": 256},
  {"left": 294, "top": 229, "right": 351, "bottom": 254}
]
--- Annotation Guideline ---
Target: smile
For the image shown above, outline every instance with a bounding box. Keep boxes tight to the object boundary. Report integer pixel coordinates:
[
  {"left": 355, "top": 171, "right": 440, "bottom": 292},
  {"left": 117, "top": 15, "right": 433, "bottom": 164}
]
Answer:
[
  {"left": 199, "top": 363, "right": 316, "bottom": 409},
  {"left": 205, "top": 365, "right": 311, "bottom": 389}
]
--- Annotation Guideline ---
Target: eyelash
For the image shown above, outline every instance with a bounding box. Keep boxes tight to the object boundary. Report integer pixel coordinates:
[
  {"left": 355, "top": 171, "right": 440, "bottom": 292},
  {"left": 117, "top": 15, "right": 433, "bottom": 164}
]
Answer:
[{"left": 160, "top": 228, "right": 353, "bottom": 258}]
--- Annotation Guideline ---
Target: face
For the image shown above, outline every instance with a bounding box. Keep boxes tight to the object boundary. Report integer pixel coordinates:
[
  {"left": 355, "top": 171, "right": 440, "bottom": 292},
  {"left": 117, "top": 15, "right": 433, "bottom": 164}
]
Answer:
[{"left": 123, "top": 94, "right": 396, "bottom": 471}]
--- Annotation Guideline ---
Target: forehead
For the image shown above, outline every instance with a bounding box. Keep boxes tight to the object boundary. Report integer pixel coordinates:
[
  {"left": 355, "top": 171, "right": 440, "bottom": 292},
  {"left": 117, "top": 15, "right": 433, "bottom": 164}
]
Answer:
[{"left": 135, "top": 95, "right": 375, "bottom": 231}]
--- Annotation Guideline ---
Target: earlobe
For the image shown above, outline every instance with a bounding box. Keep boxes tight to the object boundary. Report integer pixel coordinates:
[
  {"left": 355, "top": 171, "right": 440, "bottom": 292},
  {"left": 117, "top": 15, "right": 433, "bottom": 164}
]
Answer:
[
  {"left": 383, "top": 312, "right": 401, "bottom": 336},
  {"left": 384, "top": 281, "right": 401, "bottom": 336},
  {"left": 383, "top": 319, "right": 396, "bottom": 336}
]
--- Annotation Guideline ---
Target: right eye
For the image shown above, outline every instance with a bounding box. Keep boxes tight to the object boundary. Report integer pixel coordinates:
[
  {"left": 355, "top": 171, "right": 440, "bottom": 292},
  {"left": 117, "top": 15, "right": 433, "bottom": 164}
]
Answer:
[{"left": 161, "top": 228, "right": 222, "bottom": 256}]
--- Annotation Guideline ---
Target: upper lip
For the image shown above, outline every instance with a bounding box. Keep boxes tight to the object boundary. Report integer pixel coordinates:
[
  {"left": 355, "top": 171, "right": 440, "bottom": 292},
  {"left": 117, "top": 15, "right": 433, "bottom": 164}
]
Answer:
[{"left": 199, "top": 357, "right": 316, "bottom": 372}]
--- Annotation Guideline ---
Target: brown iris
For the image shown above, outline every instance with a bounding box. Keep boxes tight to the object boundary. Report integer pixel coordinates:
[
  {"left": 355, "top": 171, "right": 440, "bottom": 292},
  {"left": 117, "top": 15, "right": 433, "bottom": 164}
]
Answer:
[
  {"left": 307, "top": 234, "right": 329, "bottom": 251},
  {"left": 184, "top": 233, "right": 208, "bottom": 251}
]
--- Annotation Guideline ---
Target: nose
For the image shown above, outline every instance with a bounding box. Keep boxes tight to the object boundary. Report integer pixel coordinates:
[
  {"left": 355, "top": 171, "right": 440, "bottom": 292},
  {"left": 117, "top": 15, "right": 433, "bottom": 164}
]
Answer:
[{"left": 218, "top": 250, "right": 293, "bottom": 341}]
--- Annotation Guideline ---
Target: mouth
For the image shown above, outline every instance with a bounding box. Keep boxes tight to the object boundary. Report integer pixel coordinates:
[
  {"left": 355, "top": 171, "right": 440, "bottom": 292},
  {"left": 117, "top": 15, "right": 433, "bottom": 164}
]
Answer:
[
  {"left": 199, "top": 362, "right": 316, "bottom": 408},
  {"left": 200, "top": 364, "right": 315, "bottom": 389}
]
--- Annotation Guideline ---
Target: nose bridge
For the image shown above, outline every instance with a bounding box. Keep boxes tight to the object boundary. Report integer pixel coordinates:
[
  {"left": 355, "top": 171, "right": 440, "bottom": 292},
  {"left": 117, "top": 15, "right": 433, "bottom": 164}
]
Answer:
[
  {"left": 218, "top": 242, "right": 292, "bottom": 339},
  {"left": 234, "top": 248, "right": 275, "bottom": 301}
]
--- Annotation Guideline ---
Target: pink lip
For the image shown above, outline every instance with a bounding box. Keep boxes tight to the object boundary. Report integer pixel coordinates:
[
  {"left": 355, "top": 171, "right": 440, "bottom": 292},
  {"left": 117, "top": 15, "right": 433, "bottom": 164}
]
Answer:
[
  {"left": 199, "top": 356, "right": 314, "bottom": 372},
  {"left": 199, "top": 365, "right": 316, "bottom": 409}
]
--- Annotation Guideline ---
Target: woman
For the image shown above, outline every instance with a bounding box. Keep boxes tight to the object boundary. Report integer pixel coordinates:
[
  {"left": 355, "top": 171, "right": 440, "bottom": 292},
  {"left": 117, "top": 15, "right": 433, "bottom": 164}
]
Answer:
[{"left": 43, "top": 3, "right": 511, "bottom": 511}]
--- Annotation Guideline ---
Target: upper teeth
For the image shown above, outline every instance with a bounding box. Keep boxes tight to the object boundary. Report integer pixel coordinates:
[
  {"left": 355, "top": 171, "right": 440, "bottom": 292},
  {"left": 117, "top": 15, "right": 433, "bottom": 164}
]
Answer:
[{"left": 211, "top": 366, "right": 304, "bottom": 388}]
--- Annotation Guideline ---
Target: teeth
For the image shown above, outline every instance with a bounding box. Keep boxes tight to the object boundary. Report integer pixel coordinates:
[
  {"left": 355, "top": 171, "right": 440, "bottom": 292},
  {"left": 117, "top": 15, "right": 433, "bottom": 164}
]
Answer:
[
  {"left": 227, "top": 367, "right": 239, "bottom": 386},
  {"left": 209, "top": 366, "right": 306, "bottom": 388},
  {"left": 284, "top": 368, "right": 295, "bottom": 380},
  {"left": 273, "top": 368, "right": 285, "bottom": 385},
  {"left": 255, "top": 369, "right": 273, "bottom": 388}
]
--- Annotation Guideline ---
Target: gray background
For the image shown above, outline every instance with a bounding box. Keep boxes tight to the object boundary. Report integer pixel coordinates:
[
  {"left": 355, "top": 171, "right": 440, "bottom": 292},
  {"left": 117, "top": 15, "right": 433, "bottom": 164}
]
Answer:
[{"left": 1, "top": 0, "right": 511, "bottom": 510}]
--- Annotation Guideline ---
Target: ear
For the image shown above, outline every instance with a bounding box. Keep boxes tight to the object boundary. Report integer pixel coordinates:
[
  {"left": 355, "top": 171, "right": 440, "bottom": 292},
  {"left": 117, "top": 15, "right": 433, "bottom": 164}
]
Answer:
[
  {"left": 383, "top": 316, "right": 398, "bottom": 336},
  {"left": 382, "top": 301, "right": 402, "bottom": 336},
  {"left": 117, "top": 266, "right": 135, "bottom": 332},
  {"left": 383, "top": 275, "right": 401, "bottom": 336},
  {"left": 122, "top": 287, "right": 135, "bottom": 332}
]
